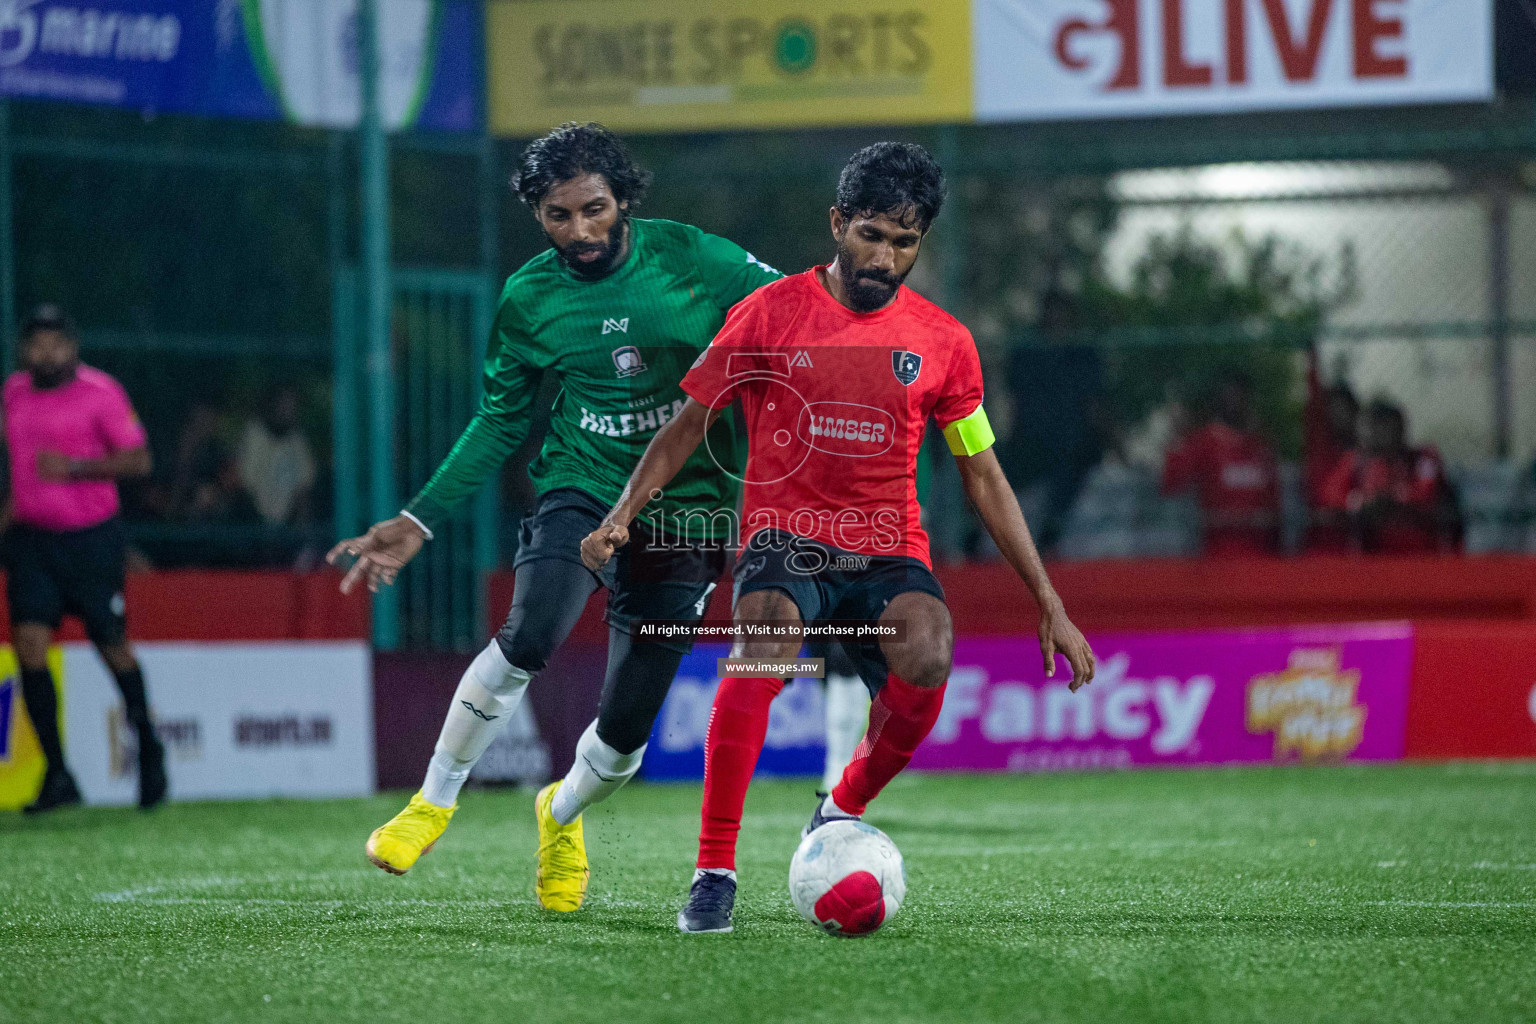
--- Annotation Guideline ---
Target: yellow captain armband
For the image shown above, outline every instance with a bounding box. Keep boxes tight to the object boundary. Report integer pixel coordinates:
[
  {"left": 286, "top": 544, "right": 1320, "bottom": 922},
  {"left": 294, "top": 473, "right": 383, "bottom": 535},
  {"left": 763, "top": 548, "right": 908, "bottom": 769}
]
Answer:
[{"left": 942, "top": 404, "right": 995, "bottom": 457}]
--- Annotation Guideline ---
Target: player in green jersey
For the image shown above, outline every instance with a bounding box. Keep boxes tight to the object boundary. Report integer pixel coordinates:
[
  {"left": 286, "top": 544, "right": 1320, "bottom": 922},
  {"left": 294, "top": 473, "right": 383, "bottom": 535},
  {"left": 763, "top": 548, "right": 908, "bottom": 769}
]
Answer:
[{"left": 327, "top": 124, "right": 783, "bottom": 911}]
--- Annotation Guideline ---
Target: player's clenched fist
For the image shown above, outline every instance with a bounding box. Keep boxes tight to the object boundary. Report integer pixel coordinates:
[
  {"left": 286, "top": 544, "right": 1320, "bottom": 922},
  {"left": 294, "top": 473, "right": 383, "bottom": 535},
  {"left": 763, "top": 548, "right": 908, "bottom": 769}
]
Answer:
[{"left": 581, "top": 523, "right": 630, "bottom": 571}]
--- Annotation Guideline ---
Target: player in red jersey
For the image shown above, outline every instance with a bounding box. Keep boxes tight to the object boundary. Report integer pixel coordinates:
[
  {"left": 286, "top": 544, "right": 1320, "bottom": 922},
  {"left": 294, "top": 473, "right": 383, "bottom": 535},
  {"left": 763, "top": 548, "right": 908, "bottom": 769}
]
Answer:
[{"left": 580, "top": 143, "right": 1096, "bottom": 933}]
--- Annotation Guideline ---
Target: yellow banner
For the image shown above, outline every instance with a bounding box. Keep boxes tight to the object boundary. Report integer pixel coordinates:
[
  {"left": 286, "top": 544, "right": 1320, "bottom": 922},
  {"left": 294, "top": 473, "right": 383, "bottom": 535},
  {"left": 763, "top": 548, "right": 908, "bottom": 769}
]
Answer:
[
  {"left": 488, "top": 0, "right": 972, "bottom": 135},
  {"left": 0, "top": 647, "right": 65, "bottom": 811}
]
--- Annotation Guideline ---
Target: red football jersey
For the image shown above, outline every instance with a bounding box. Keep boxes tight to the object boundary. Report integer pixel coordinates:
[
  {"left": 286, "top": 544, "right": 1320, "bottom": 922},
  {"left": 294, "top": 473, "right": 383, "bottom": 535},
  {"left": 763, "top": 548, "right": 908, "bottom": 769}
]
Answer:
[
  {"left": 1162, "top": 421, "right": 1280, "bottom": 556},
  {"left": 680, "top": 267, "right": 985, "bottom": 567},
  {"left": 1318, "top": 446, "right": 1451, "bottom": 553}
]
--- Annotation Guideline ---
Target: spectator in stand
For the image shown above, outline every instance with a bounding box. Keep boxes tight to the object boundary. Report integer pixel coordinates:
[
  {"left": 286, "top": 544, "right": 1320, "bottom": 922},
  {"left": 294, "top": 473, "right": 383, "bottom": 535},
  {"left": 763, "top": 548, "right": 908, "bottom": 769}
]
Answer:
[
  {"left": 237, "top": 383, "right": 316, "bottom": 526},
  {"left": 1161, "top": 371, "right": 1280, "bottom": 556},
  {"left": 1319, "top": 400, "right": 1461, "bottom": 554},
  {"left": 165, "top": 399, "right": 231, "bottom": 519},
  {"left": 1303, "top": 355, "right": 1359, "bottom": 552},
  {"left": 186, "top": 447, "right": 260, "bottom": 524}
]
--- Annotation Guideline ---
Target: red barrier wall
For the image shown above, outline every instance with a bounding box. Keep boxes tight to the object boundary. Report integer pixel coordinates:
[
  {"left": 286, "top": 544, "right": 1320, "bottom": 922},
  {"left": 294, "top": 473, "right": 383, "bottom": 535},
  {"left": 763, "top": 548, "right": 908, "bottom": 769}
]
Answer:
[
  {"left": 1406, "top": 620, "right": 1536, "bottom": 759},
  {"left": 0, "top": 571, "right": 370, "bottom": 642},
  {"left": 942, "top": 556, "right": 1536, "bottom": 633},
  {"left": 487, "top": 556, "right": 1536, "bottom": 638}
]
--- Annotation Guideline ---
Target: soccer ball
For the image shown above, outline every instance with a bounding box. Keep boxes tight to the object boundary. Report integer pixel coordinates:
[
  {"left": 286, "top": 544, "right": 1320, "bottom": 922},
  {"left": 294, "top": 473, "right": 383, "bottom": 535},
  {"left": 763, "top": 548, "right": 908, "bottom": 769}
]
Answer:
[{"left": 788, "top": 820, "right": 906, "bottom": 936}]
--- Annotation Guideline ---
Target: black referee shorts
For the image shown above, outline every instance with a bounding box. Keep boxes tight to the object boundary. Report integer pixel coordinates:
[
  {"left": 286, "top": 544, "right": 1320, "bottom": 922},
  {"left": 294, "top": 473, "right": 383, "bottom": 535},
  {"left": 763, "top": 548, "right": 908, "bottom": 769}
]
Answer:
[{"left": 4, "top": 517, "right": 129, "bottom": 646}]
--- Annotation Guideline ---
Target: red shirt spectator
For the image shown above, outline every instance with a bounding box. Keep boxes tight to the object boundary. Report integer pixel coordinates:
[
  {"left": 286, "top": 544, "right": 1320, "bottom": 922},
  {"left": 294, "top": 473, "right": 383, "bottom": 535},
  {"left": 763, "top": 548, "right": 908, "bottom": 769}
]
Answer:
[
  {"left": 1162, "top": 375, "right": 1279, "bottom": 557},
  {"left": 1163, "top": 421, "right": 1280, "bottom": 556},
  {"left": 1302, "top": 354, "right": 1358, "bottom": 552},
  {"left": 1318, "top": 401, "right": 1459, "bottom": 554}
]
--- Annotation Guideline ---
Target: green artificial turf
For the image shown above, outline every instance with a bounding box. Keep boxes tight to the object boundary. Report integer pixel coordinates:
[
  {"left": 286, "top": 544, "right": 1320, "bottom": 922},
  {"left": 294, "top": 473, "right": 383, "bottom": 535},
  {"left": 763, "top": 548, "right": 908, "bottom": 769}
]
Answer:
[{"left": 3, "top": 764, "right": 1534, "bottom": 1024}]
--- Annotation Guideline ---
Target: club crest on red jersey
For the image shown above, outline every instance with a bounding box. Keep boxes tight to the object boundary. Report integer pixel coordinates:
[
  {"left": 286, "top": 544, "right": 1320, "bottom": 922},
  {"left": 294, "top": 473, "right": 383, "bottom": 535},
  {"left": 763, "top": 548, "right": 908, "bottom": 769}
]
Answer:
[{"left": 892, "top": 350, "right": 922, "bottom": 386}]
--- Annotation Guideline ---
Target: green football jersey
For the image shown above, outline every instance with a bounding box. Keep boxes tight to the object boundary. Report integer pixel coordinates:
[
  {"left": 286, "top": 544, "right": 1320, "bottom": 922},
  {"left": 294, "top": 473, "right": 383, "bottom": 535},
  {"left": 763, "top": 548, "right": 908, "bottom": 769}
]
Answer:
[{"left": 404, "top": 218, "right": 783, "bottom": 539}]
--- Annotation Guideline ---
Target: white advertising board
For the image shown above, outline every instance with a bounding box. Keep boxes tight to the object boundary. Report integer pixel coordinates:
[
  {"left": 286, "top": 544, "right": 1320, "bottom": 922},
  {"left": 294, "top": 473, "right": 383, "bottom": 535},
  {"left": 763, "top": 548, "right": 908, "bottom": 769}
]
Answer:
[
  {"left": 63, "top": 642, "right": 373, "bottom": 805},
  {"left": 975, "top": 0, "right": 1494, "bottom": 122}
]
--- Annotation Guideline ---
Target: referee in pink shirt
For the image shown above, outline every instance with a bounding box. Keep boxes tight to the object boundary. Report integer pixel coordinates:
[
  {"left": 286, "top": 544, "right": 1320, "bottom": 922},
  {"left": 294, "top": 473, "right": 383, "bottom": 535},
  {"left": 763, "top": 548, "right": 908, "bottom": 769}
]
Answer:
[{"left": 4, "top": 305, "right": 165, "bottom": 812}]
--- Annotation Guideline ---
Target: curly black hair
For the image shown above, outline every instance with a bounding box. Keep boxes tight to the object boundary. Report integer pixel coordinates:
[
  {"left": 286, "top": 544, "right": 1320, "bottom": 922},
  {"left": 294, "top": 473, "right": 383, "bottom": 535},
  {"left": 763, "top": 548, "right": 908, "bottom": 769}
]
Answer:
[
  {"left": 835, "top": 142, "right": 946, "bottom": 233},
  {"left": 20, "top": 303, "right": 78, "bottom": 342},
  {"left": 511, "top": 122, "right": 652, "bottom": 211}
]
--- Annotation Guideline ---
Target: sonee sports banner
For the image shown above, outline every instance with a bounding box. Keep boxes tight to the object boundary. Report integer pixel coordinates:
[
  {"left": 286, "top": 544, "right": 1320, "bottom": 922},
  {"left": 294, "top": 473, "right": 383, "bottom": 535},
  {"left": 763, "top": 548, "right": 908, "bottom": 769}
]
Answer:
[{"left": 487, "top": 0, "right": 973, "bottom": 134}]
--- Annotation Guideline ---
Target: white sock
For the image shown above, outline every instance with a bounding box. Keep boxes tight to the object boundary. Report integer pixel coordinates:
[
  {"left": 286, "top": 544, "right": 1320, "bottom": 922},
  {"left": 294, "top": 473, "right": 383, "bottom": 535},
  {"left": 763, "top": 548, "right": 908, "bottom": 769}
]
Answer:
[
  {"left": 822, "top": 673, "right": 870, "bottom": 792},
  {"left": 420, "top": 642, "right": 532, "bottom": 808},
  {"left": 820, "top": 793, "right": 858, "bottom": 819},
  {"left": 693, "top": 868, "right": 736, "bottom": 883},
  {"left": 550, "top": 719, "right": 645, "bottom": 825}
]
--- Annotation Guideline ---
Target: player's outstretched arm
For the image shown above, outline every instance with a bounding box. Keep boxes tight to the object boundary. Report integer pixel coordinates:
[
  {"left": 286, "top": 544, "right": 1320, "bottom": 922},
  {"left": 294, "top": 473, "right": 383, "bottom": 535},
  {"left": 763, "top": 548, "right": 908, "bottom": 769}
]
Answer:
[
  {"left": 328, "top": 296, "right": 543, "bottom": 595},
  {"left": 327, "top": 516, "right": 427, "bottom": 595},
  {"left": 581, "top": 398, "right": 721, "bottom": 571},
  {"left": 955, "top": 447, "right": 1096, "bottom": 692}
]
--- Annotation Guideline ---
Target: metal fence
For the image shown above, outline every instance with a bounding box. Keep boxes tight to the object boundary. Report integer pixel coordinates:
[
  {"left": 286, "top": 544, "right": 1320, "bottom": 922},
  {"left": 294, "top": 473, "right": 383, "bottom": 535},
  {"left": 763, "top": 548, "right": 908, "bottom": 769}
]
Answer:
[{"left": 4, "top": 97, "right": 1534, "bottom": 647}]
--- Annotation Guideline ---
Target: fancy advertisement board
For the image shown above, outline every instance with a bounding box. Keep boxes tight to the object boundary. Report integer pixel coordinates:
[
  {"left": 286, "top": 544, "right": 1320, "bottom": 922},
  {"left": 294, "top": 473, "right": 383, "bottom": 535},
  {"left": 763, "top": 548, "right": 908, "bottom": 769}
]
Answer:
[
  {"left": 642, "top": 622, "right": 1415, "bottom": 779},
  {"left": 913, "top": 622, "right": 1414, "bottom": 771}
]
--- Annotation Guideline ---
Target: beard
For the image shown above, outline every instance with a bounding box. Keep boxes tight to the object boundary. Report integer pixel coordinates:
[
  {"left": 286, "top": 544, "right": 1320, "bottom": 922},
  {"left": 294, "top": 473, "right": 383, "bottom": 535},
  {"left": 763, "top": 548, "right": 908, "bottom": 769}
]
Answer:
[
  {"left": 550, "top": 213, "right": 630, "bottom": 281},
  {"left": 29, "top": 361, "right": 77, "bottom": 389},
  {"left": 834, "top": 241, "right": 908, "bottom": 313}
]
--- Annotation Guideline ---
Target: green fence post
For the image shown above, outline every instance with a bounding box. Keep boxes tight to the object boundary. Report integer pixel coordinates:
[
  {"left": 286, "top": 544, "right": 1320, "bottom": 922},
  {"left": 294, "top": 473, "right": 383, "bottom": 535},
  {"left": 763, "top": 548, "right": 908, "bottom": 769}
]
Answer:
[
  {"left": 0, "top": 100, "right": 14, "bottom": 376},
  {"left": 929, "top": 124, "right": 969, "bottom": 562},
  {"left": 329, "top": 135, "right": 362, "bottom": 545},
  {"left": 473, "top": 133, "right": 500, "bottom": 640},
  {"left": 359, "top": 0, "right": 399, "bottom": 649}
]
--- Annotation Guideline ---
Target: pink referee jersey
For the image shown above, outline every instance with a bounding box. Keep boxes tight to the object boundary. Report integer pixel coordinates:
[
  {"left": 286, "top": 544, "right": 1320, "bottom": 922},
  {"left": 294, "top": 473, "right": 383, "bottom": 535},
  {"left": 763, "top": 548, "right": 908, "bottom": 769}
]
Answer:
[{"left": 4, "top": 365, "right": 147, "bottom": 532}]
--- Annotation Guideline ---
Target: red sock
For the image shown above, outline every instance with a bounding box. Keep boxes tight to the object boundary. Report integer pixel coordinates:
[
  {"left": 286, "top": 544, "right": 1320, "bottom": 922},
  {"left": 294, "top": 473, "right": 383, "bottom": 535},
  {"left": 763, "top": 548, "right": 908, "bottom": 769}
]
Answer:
[
  {"left": 832, "top": 674, "right": 946, "bottom": 816},
  {"left": 697, "top": 676, "right": 785, "bottom": 870}
]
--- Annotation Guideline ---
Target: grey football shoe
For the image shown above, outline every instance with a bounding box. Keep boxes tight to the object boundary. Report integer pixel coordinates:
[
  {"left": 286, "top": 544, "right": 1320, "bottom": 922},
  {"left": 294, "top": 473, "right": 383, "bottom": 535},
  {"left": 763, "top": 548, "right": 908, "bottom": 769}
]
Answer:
[{"left": 677, "top": 872, "right": 736, "bottom": 934}]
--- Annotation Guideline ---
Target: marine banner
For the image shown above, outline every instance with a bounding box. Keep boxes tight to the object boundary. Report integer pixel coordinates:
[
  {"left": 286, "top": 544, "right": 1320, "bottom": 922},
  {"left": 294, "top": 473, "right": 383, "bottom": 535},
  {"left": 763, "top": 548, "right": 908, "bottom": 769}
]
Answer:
[
  {"left": 487, "top": 0, "right": 972, "bottom": 135},
  {"left": 0, "top": 0, "right": 480, "bottom": 131}
]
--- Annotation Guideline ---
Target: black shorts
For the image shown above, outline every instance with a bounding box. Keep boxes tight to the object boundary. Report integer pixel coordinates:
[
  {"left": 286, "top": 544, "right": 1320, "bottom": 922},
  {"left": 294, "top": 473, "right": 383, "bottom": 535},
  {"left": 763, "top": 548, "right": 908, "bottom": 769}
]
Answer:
[
  {"left": 733, "top": 529, "right": 945, "bottom": 695},
  {"left": 806, "top": 638, "right": 860, "bottom": 679},
  {"left": 5, "top": 517, "right": 129, "bottom": 645},
  {"left": 513, "top": 488, "right": 726, "bottom": 653}
]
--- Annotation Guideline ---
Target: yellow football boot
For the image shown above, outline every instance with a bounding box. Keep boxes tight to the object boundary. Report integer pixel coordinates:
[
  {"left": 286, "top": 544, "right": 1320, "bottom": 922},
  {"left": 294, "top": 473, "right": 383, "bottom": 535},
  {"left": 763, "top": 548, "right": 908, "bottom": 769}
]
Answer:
[
  {"left": 365, "top": 791, "right": 455, "bottom": 876},
  {"left": 534, "top": 781, "right": 589, "bottom": 911}
]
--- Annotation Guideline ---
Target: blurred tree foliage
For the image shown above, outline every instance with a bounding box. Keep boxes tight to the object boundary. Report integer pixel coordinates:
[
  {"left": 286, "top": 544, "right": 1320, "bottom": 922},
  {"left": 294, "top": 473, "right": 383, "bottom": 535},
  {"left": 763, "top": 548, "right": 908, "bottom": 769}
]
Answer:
[
  {"left": 1088, "top": 228, "right": 1357, "bottom": 459},
  {"left": 960, "top": 173, "right": 1355, "bottom": 459}
]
